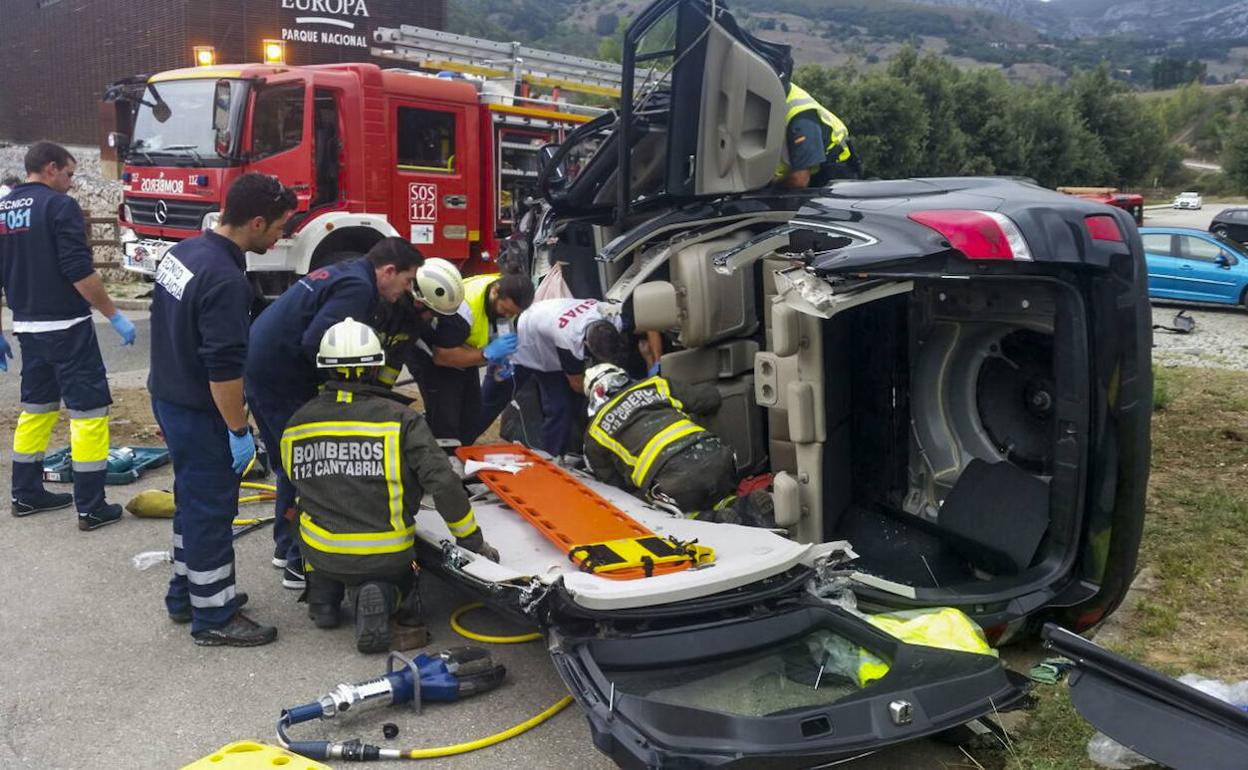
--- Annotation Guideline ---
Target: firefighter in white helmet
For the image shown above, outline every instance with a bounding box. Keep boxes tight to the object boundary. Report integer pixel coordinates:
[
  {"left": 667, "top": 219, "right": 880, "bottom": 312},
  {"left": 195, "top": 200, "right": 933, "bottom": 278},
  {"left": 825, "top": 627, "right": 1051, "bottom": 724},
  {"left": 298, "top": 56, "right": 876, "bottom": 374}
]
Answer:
[
  {"left": 582, "top": 363, "right": 775, "bottom": 527},
  {"left": 281, "top": 317, "right": 498, "bottom": 654}
]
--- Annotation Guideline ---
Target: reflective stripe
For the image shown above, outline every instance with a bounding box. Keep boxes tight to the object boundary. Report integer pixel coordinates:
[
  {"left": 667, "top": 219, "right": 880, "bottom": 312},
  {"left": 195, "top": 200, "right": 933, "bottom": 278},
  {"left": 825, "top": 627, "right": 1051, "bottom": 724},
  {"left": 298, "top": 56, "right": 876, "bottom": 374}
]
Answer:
[
  {"left": 12, "top": 452, "right": 46, "bottom": 463},
  {"left": 631, "top": 420, "right": 705, "bottom": 487},
  {"left": 378, "top": 366, "right": 401, "bottom": 387},
  {"left": 587, "top": 377, "right": 682, "bottom": 472},
  {"left": 446, "top": 508, "right": 479, "bottom": 539},
  {"left": 187, "top": 563, "right": 233, "bottom": 585},
  {"left": 190, "top": 585, "right": 236, "bottom": 608},
  {"left": 69, "top": 415, "right": 110, "bottom": 464},
  {"left": 776, "top": 83, "right": 851, "bottom": 177},
  {"left": 299, "top": 512, "right": 416, "bottom": 555},
  {"left": 72, "top": 459, "right": 108, "bottom": 472},
  {"left": 463, "top": 274, "right": 499, "bottom": 349},
  {"left": 336, "top": 390, "right": 355, "bottom": 403},
  {"left": 173, "top": 534, "right": 184, "bottom": 548},
  {"left": 281, "top": 421, "right": 404, "bottom": 534},
  {"left": 20, "top": 402, "right": 60, "bottom": 414},
  {"left": 14, "top": 411, "right": 59, "bottom": 455},
  {"left": 173, "top": 560, "right": 187, "bottom": 576},
  {"left": 67, "top": 407, "right": 110, "bottom": 419},
  {"left": 10, "top": 316, "right": 90, "bottom": 333}
]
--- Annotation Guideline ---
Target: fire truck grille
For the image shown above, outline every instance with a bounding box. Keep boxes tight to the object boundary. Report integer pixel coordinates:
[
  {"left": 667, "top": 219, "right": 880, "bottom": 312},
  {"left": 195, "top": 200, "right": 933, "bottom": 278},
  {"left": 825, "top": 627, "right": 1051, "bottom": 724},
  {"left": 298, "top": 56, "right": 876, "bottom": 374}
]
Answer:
[{"left": 128, "top": 198, "right": 217, "bottom": 230}]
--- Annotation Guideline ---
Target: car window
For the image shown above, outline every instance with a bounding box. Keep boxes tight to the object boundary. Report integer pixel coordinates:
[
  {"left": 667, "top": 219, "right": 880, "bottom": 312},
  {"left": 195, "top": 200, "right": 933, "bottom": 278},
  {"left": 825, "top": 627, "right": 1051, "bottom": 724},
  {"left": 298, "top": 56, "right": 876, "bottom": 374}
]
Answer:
[
  {"left": 1178, "top": 235, "right": 1222, "bottom": 262},
  {"left": 1234, "top": 210, "right": 1248, "bottom": 222},
  {"left": 1141, "top": 233, "right": 1175, "bottom": 257},
  {"left": 252, "top": 83, "right": 305, "bottom": 159},
  {"left": 396, "top": 107, "right": 456, "bottom": 172}
]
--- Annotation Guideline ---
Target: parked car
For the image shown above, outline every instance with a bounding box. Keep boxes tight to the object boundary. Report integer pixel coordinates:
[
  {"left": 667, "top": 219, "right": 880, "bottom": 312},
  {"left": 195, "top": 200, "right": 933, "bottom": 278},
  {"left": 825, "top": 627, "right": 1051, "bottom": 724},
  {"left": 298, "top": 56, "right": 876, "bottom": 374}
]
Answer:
[
  {"left": 1209, "top": 207, "right": 1248, "bottom": 243},
  {"left": 1173, "top": 191, "right": 1203, "bottom": 209},
  {"left": 1140, "top": 226, "right": 1248, "bottom": 307}
]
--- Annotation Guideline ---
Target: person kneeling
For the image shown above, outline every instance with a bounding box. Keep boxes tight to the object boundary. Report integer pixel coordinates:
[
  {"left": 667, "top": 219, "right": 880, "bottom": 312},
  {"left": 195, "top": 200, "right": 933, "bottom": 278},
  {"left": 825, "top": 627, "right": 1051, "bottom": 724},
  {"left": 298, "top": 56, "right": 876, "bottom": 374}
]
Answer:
[
  {"left": 582, "top": 364, "right": 774, "bottom": 527},
  {"left": 282, "top": 317, "right": 499, "bottom": 654}
]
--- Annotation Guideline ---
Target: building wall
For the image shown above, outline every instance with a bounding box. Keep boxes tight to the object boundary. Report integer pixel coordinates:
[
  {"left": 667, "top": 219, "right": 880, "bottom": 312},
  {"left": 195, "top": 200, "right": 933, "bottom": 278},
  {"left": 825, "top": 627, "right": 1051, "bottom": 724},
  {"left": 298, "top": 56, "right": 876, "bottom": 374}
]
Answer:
[{"left": 0, "top": 0, "right": 446, "bottom": 145}]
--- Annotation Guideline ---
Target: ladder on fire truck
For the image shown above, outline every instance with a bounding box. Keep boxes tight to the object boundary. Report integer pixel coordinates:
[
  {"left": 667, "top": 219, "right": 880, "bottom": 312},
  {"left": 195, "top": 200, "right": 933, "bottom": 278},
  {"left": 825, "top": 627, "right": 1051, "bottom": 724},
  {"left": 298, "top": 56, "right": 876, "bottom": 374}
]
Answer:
[{"left": 372, "top": 25, "right": 625, "bottom": 100}]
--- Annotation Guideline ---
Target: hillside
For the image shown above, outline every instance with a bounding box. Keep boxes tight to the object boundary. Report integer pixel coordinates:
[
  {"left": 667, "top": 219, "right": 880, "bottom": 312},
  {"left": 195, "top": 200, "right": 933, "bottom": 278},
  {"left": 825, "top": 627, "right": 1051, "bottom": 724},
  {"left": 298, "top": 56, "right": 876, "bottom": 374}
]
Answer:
[{"left": 445, "top": 0, "right": 1248, "bottom": 86}]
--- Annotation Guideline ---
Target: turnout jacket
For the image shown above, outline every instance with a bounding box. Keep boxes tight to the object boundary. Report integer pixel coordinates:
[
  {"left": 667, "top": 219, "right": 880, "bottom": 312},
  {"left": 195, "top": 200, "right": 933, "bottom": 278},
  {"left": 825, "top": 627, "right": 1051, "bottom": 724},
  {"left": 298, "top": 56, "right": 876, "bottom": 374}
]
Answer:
[
  {"left": 281, "top": 380, "right": 483, "bottom": 578},
  {"left": 585, "top": 376, "right": 722, "bottom": 491}
]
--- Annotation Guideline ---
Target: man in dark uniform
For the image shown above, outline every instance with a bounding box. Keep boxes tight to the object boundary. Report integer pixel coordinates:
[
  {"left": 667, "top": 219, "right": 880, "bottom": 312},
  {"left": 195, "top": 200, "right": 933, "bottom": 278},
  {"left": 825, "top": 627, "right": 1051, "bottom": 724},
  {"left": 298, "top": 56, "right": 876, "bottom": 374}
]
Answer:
[
  {"left": 773, "top": 83, "right": 859, "bottom": 188},
  {"left": 582, "top": 363, "right": 773, "bottom": 526},
  {"left": 282, "top": 317, "right": 499, "bottom": 654},
  {"left": 148, "top": 173, "right": 296, "bottom": 646},
  {"left": 0, "top": 141, "right": 136, "bottom": 529},
  {"left": 245, "top": 237, "right": 423, "bottom": 592}
]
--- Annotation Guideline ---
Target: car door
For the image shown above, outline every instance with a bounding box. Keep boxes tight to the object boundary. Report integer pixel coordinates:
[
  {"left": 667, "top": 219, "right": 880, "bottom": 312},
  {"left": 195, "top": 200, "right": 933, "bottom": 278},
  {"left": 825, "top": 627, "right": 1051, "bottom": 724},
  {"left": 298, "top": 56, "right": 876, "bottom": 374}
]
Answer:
[
  {"left": 1045, "top": 624, "right": 1248, "bottom": 770},
  {"left": 390, "top": 101, "right": 475, "bottom": 262},
  {"left": 1231, "top": 210, "right": 1248, "bottom": 244},
  {"left": 1142, "top": 232, "right": 1182, "bottom": 300},
  {"left": 1175, "top": 233, "right": 1240, "bottom": 303}
]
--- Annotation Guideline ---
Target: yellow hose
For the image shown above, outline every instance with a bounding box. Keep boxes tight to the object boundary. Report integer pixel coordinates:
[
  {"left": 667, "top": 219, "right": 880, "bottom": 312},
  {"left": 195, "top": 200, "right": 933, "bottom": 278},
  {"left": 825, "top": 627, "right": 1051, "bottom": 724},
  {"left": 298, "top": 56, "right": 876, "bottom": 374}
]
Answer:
[
  {"left": 241, "top": 481, "right": 278, "bottom": 492},
  {"left": 403, "top": 696, "right": 574, "bottom": 759},
  {"left": 450, "top": 602, "right": 543, "bottom": 643},
  {"left": 236, "top": 495, "right": 275, "bottom": 505}
]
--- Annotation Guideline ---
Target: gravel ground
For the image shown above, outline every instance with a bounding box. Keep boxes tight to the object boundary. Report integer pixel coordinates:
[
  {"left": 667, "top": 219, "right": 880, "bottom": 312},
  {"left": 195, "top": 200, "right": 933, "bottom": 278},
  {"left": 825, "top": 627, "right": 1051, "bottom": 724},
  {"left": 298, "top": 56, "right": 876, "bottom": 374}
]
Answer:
[{"left": 1151, "top": 303, "right": 1248, "bottom": 370}]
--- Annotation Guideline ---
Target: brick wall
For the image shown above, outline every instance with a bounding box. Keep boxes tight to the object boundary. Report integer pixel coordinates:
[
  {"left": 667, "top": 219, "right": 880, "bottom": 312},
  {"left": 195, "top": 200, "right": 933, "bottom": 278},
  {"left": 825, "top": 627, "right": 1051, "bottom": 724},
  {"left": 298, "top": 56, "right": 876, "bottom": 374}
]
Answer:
[{"left": 0, "top": 0, "right": 447, "bottom": 145}]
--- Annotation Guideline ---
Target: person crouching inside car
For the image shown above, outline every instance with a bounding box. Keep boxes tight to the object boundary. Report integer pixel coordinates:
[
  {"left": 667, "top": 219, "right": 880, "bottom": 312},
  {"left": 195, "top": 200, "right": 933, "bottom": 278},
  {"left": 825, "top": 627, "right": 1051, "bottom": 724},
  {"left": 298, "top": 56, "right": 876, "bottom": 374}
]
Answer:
[
  {"left": 582, "top": 363, "right": 774, "bottom": 527},
  {"left": 281, "top": 317, "right": 499, "bottom": 654}
]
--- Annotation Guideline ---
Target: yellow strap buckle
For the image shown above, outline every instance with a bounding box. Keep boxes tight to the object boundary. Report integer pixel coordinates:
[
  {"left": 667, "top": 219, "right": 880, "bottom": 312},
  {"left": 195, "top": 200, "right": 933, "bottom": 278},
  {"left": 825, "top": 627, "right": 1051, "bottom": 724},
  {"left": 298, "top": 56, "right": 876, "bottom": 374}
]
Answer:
[{"left": 568, "top": 536, "right": 715, "bottom": 578}]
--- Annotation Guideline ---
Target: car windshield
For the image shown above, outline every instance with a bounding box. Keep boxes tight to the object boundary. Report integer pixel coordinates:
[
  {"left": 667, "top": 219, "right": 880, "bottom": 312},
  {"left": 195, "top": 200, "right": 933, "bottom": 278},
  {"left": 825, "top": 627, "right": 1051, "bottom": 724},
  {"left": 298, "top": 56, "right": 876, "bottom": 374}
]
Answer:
[{"left": 130, "top": 79, "right": 246, "bottom": 165}]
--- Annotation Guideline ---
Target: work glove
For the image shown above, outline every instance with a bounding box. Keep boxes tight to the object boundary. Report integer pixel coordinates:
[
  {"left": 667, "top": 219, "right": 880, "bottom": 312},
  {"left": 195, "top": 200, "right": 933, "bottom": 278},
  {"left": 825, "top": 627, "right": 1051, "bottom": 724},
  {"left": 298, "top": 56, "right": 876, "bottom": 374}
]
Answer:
[
  {"left": 227, "top": 426, "right": 256, "bottom": 475},
  {"left": 0, "top": 333, "right": 11, "bottom": 373},
  {"left": 482, "top": 333, "right": 519, "bottom": 364},
  {"left": 109, "top": 311, "right": 136, "bottom": 345},
  {"left": 647, "top": 360, "right": 660, "bottom": 377}
]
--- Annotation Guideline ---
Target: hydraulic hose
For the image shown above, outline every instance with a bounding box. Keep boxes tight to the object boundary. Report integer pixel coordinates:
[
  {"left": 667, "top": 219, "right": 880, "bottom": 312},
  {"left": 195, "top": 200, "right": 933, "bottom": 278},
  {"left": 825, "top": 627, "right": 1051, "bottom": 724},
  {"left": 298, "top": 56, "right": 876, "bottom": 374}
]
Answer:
[
  {"left": 450, "top": 602, "right": 543, "bottom": 644},
  {"left": 276, "top": 603, "right": 574, "bottom": 761}
]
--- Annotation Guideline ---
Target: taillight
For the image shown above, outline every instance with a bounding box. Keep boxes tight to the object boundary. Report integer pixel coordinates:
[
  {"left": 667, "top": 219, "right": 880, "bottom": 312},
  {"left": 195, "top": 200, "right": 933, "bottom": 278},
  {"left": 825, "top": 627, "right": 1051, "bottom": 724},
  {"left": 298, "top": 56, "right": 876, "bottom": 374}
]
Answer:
[
  {"left": 908, "top": 209, "right": 1033, "bottom": 261},
  {"left": 1085, "top": 214, "right": 1124, "bottom": 242}
]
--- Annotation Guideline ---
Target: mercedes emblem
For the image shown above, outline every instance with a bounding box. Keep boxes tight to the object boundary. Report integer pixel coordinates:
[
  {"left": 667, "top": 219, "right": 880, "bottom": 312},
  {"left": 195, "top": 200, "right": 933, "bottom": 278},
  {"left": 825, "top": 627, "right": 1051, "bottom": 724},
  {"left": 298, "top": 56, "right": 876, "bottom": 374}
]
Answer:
[{"left": 155, "top": 199, "right": 169, "bottom": 225}]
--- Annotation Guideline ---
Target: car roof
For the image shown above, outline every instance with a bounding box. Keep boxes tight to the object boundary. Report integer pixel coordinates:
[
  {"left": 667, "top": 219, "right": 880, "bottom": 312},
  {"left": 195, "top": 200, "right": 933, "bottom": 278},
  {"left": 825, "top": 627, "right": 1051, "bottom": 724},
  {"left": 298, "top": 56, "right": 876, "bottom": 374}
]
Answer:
[{"left": 1138, "top": 226, "right": 1213, "bottom": 235}]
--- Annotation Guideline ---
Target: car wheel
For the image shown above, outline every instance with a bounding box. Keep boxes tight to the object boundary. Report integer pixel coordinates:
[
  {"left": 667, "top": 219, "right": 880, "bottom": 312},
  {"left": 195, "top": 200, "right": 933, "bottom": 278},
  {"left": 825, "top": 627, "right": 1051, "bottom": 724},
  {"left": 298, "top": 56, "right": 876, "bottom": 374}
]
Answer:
[
  {"left": 1242, "top": 286, "right": 1248, "bottom": 311},
  {"left": 1214, "top": 226, "right": 1230, "bottom": 238}
]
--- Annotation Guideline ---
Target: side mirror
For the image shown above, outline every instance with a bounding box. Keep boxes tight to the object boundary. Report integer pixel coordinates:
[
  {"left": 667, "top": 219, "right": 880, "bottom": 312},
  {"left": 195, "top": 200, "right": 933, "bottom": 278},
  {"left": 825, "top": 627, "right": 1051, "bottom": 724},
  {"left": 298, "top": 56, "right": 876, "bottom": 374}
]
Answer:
[
  {"left": 107, "top": 131, "right": 130, "bottom": 156},
  {"left": 212, "top": 79, "right": 233, "bottom": 157},
  {"left": 1216, "top": 253, "right": 1236, "bottom": 268}
]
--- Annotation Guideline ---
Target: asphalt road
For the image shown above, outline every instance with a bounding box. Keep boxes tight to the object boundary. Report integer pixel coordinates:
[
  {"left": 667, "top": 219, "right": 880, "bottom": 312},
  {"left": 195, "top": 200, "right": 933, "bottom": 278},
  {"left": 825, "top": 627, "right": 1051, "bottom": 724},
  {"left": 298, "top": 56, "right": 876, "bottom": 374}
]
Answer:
[
  {"left": 0, "top": 310, "right": 153, "bottom": 401},
  {"left": 1141, "top": 201, "right": 1236, "bottom": 229}
]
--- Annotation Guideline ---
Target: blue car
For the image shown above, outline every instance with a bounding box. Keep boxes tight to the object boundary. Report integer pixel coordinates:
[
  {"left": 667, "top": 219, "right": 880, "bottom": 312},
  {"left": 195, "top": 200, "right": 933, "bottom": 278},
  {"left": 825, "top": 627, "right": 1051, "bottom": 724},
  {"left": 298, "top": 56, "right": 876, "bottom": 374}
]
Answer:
[{"left": 1140, "top": 226, "right": 1248, "bottom": 308}]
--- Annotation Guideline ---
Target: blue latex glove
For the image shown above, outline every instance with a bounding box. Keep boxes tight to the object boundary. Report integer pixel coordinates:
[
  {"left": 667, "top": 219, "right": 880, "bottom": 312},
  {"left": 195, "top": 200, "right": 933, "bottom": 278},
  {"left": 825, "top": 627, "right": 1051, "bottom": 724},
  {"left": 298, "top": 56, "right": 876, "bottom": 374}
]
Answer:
[
  {"left": 109, "top": 311, "right": 136, "bottom": 345},
  {"left": 647, "top": 360, "right": 661, "bottom": 377},
  {"left": 483, "top": 333, "right": 519, "bottom": 364},
  {"left": 0, "top": 333, "right": 12, "bottom": 373},
  {"left": 227, "top": 427, "right": 256, "bottom": 475},
  {"left": 491, "top": 360, "right": 515, "bottom": 380}
]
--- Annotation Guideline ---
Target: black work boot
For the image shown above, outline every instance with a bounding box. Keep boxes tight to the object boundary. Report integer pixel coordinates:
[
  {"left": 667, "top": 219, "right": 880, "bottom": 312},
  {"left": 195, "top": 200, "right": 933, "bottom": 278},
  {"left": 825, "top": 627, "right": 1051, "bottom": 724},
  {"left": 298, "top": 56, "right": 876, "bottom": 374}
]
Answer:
[
  {"left": 304, "top": 571, "right": 344, "bottom": 629},
  {"left": 12, "top": 490, "right": 74, "bottom": 517},
  {"left": 78, "top": 502, "right": 123, "bottom": 531},
  {"left": 170, "top": 592, "right": 249, "bottom": 625},
  {"left": 192, "top": 611, "right": 278, "bottom": 647},
  {"left": 354, "top": 582, "right": 397, "bottom": 654}
]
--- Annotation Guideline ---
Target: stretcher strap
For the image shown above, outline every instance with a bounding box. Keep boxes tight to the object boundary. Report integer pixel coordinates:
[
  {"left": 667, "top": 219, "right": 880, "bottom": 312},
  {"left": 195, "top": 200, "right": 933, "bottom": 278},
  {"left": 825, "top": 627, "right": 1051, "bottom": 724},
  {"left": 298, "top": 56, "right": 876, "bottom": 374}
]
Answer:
[{"left": 568, "top": 536, "right": 714, "bottom": 577}]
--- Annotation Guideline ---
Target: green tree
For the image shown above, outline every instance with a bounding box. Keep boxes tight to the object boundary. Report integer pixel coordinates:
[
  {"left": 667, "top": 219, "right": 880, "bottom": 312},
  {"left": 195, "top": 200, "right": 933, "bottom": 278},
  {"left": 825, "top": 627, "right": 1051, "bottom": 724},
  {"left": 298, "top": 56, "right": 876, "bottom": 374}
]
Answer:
[{"left": 1221, "top": 122, "right": 1248, "bottom": 194}]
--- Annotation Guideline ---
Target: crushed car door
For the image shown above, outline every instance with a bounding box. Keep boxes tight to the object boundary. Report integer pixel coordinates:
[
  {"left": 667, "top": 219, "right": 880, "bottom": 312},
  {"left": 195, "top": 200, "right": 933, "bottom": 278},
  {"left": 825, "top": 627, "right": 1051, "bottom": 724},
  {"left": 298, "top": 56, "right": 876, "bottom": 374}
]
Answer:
[{"left": 1044, "top": 623, "right": 1248, "bottom": 770}]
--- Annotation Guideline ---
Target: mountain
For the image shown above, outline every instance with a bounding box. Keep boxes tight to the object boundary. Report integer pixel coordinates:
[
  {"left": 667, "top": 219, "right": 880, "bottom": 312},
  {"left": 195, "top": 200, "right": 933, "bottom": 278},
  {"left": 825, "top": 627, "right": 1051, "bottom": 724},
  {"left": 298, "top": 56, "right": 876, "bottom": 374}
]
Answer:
[{"left": 909, "top": 0, "right": 1248, "bottom": 41}]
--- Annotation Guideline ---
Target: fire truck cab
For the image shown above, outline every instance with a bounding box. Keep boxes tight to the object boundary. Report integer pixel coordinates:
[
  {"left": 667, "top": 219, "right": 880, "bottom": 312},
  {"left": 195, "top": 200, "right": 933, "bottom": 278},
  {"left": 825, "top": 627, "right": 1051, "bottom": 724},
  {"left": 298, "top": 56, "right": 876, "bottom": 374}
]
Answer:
[{"left": 107, "top": 60, "right": 588, "bottom": 295}]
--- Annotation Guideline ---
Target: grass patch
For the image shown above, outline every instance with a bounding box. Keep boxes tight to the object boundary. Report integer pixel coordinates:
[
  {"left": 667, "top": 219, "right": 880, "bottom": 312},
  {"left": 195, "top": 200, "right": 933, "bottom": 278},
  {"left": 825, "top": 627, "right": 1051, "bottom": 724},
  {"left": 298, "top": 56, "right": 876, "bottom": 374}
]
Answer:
[{"left": 1004, "top": 366, "right": 1248, "bottom": 768}]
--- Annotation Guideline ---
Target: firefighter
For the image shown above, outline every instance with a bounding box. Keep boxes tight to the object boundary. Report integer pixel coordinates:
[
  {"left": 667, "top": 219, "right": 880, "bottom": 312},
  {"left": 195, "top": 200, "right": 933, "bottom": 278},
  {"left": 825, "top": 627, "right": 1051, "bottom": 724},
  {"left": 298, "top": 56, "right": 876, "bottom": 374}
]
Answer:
[
  {"left": 245, "top": 237, "right": 423, "bottom": 592},
  {"left": 471, "top": 296, "right": 627, "bottom": 457},
  {"left": 148, "top": 173, "right": 296, "bottom": 646},
  {"left": 281, "top": 317, "right": 499, "bottom": 654},
  {"left": 582, "top": 363, "right": 774, "bottom": 527},
  {"left": 418, "top": 272, "right": 532, "bottom": 445},
  {"left": 371, "top": 257, "right": 469, "bottom": 393},
  {"left": 0, "top": 141, "right": 136, "bottom": 529},
  {"left": 773, "top": 83, "right": 858, "bottom": 188}
]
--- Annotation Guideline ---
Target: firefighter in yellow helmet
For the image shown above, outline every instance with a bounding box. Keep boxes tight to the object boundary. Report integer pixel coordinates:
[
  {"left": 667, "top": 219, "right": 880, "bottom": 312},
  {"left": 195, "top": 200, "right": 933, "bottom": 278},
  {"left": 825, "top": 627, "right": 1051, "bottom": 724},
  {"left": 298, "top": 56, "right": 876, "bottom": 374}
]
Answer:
[
  {"left": 281, "top": 317, "right": 498, "bottom": 653},
  {"left": 773, "top": 83, "right": 859, "bottom": 188},
  {"left": 582, "top": 363, "right": 774, "bottom": 527}
]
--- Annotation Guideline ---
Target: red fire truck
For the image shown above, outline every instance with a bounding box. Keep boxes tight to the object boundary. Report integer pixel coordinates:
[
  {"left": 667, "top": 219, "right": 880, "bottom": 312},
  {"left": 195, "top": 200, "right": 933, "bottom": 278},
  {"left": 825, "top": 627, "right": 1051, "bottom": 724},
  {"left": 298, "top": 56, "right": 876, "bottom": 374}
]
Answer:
[{"left": 102, "top": 27, "right": 618, "bottom": 295}]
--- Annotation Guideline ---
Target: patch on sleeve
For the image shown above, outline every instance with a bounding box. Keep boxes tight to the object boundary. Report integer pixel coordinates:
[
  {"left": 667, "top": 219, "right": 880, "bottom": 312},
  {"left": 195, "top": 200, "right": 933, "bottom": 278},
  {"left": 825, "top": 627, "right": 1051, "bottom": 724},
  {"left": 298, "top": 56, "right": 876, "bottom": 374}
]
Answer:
[
  {"left": 154, "top": 253, "right": 195, "bottom": 301},
  {"left": 793, "top": 135, "right": 807, "bottom": 145}
]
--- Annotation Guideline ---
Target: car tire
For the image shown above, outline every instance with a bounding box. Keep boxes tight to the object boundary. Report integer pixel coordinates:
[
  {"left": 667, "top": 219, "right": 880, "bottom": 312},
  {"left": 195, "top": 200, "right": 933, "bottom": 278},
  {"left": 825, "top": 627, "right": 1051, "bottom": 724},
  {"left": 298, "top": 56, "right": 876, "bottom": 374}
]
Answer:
[
  {"left": 1241, "top": 286, "right": 1248, "bottom": 311},
  {"left": 1214, "top": 226, "right": 1230, "bottom": 238}
]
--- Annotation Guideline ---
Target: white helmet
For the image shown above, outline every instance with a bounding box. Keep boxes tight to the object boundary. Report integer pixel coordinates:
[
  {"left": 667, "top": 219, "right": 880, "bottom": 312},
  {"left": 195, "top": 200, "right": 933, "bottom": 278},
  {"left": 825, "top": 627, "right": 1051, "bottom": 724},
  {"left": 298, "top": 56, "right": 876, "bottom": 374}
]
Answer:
[
  {"left": 584, "top": 363, "right": 629, "bottom": 414},
  {"left": 316, "top": 317, "right": 386, "bottom": 369},
  {"left": 414, "top": 258, "right": 465, "bottom": 315}
]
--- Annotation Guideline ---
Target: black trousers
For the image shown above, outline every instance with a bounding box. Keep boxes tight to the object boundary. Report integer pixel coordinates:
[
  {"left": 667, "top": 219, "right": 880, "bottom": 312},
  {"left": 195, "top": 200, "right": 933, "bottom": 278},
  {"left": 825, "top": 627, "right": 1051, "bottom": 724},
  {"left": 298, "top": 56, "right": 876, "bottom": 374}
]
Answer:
[
  {"left": 418, "top": 364, "right": 482, "bottom": 445},
  {"left": 648, "top": 437, "right": 737, "bottom": 514}
]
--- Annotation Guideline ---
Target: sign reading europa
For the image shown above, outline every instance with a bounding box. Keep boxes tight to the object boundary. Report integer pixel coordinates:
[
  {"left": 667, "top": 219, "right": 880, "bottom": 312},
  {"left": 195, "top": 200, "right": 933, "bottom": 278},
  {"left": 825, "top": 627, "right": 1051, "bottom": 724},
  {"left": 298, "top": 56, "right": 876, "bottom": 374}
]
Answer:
[{"left": 280, "top": 0, "right": 373, "bottom": 48}]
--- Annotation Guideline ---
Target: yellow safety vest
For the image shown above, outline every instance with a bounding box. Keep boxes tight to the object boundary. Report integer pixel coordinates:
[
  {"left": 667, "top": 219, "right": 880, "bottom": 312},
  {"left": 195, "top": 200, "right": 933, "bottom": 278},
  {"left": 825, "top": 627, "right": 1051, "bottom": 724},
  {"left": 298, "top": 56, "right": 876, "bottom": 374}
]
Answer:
[
  {"left": 775, "top": 83, "right": 851, "bottom": 179},
  {"left": 463, "top": 274, "right": 499, "bottom": 350}
]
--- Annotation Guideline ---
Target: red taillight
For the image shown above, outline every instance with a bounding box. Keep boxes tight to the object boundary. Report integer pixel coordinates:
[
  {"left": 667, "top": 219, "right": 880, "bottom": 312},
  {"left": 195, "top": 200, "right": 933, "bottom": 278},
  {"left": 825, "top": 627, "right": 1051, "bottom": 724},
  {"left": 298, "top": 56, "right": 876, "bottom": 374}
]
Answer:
[
  {"left": 1073, "top": 607, "right": 1107, "bottom": 632},
  {"left": 908, "top": 209, "right": 1033, "bottom": 261},
  {"left": 1085, "top": 214, "right": 1124, "bottom": 242}
]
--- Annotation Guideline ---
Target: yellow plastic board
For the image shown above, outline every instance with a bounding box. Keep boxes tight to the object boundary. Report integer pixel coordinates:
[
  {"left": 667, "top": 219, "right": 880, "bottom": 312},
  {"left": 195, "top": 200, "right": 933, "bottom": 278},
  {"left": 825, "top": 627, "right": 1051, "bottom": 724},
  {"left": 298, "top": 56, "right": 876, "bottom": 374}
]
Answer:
[{"left": 180, "top": 741, "right": 329, "bottom": 770}]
